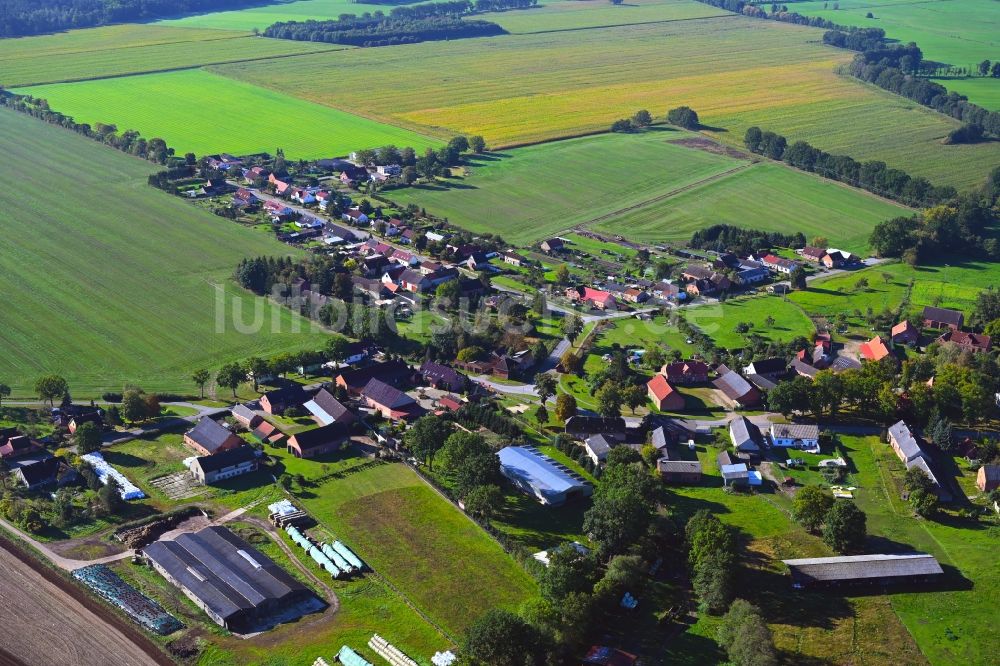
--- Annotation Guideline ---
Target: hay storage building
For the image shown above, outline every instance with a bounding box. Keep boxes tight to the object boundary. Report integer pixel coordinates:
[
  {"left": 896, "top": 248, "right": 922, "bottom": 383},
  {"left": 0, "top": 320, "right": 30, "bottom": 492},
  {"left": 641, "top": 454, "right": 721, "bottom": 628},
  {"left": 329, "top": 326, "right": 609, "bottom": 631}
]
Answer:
[
  {"left": 498, "top": 446, "right": 593, "bottom": 506},
  {"left": 144, "top": 526, "right": 317, "bottom": 632}
]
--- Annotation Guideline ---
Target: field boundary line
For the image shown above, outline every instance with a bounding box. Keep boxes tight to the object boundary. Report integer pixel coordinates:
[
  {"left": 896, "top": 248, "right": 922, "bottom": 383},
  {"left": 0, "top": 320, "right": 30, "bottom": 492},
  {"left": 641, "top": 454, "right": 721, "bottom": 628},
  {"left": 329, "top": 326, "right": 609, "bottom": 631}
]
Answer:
[
  {"left": 8, "top": 45, "right": 351, "bottom": 88},
  {"left": 0, "top": 30, "right": 255, "bottom": 64},
  {"left": 570, "top": 161, "right": 753, "bottom": 232}
]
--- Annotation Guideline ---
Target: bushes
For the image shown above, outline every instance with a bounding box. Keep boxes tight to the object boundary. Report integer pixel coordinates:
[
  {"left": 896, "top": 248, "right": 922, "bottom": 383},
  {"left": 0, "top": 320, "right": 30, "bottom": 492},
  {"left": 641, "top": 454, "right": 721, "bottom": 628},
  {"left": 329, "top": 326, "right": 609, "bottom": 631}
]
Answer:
[{"left": 667, "top": 106, "right": 699, "bottom": 129}]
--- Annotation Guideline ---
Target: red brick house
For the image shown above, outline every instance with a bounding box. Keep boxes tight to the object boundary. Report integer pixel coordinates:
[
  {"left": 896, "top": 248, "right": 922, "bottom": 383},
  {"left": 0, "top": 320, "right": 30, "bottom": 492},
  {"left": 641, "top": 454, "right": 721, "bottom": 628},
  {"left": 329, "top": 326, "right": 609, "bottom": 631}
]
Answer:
[
  {"left": 184, "top": 418, "right": 244, "bottom": 456},
  {"left": 286, "top": 423, "right": 350, "bottom": 459},
  {"left": 647, "top": 375, "right": 685, "bottom": 411},
  {"left": 922, "top": 306, "right": 963, "bottom": 330},
  {"left": 259, "top": 386, "right": 308, "bottom": 415},
  {"left": 937, "top": 329, "right": 991, "bottom": 353},
  {"left": 977, "top": 465, "right": 1000, "bottom": 492},
  {"left": 660, "top": 361, "right": 709, "bottom": 385}
]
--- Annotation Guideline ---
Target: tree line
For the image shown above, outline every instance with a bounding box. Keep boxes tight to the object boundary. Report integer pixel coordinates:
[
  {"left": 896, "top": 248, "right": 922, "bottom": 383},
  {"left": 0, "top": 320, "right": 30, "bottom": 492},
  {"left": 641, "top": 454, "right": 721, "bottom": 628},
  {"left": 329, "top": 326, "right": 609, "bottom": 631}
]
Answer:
[
  {"left": 0, "top": 0, "right": 266, "bottom": 37},
  {"left": 842, "top": 52, "right": 1000, "bottom": 140},
  {"left": 690, "top": 224, "right": 806, "bottom": 256},
  {"left": 868, "top": 167, "right": 1000, "bottom": 262},
  {"left": 262, "top": 1, "right": 508, "bottom": 47},
  {"left": 0, "top": 92, "right": 183, "bottom": 166},
  {"left": 744, "top": 126, "right": 958, "bottom": 207}
]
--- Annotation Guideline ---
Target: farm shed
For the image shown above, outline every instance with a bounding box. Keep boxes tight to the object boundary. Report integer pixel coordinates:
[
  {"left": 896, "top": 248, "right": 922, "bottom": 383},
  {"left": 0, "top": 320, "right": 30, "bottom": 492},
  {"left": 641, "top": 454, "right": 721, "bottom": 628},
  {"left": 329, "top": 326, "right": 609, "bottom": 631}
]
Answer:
[
  {"left": 782, "top": 553, "right": 943, "bottom": 589},
  {"left": 498, "top": 446, "right": 593, "bottom": 506},
  {"left": 144, "top": 526, "right": 318, "bottom": 632}
]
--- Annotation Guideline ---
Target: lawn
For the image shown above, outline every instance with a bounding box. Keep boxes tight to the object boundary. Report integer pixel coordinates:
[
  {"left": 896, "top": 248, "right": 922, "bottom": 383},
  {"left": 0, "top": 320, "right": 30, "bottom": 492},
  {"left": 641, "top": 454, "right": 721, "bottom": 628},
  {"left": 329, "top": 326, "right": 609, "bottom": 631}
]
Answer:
[
  {"left": 385, "top": 130, "right": 742, "bottom": 246},
  {"left": 0, "top": 24, "right": 338, "bottom": 87},
  {"left": 590, "top": 161, "right": 911, "bottom": 254},
  {"left": 214, "top": 13, "right": 998, "bottom": 190},
  {"left": 16, "top": 69, "right": 440, "bottom": 160},
  {"left": 789, "top": 0, "right": 1000, "bottom": 72},
  {"left": 683, "top": 295, "right": 815, "bottom": 349},
  {"left": 0, "top": 107, "right": 328, "bottom": 398},
  {"left": 294, "top": 461, "right": 537, "bottom": 638}
]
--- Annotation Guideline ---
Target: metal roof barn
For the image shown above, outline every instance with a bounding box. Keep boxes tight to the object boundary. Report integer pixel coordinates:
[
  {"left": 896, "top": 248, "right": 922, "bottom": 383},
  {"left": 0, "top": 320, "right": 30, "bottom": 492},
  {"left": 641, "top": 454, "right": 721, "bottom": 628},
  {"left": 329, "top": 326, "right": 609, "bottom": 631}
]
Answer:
[
  {"left": 498, "top": 446, "right": 593, "bottom": 506},
  {"left": 144, "top": 526, "right": 319, "bottom": 632}
]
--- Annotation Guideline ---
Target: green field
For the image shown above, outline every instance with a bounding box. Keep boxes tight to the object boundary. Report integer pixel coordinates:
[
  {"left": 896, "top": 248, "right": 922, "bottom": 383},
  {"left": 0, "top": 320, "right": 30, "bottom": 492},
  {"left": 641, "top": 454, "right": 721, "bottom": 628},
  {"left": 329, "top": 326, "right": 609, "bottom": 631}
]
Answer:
[
  {"left": 0, "top": 107, "right": 327, "bottom": 397},
  {"left": 789, "top": 259, "right": 993, "bottom": 331},
  {"left": 476, "top": 0, "right": 730, "bottom": 33},
  {"left": 684, "top": 295, "right": 816, "bottom": 349},
  {"left": 0, "top": 24, "right": 338, "bottom": 87},
  {"left": 590, "top": 161, "right": 910, "bottom": 253},
  {"left": 296, "top": 462, "right": 538, "bottom": 637},
  {"left": 213, "top": 13, "right": 997, "bottom": 190},
  {"left": 930, "top": 77, "right": 1000, "bottom": 111},
  {"left": 157, "top": 0, "right": 412, "bottom": 31},
  {"left": 387, "top": 130, "right": 744, "bottom": 245},
  {"left": 16, "top": 69, "right": 440, "bottom": 159},
  {"left": 790, "top": 0, "right": 1000, "bottom": 69}
]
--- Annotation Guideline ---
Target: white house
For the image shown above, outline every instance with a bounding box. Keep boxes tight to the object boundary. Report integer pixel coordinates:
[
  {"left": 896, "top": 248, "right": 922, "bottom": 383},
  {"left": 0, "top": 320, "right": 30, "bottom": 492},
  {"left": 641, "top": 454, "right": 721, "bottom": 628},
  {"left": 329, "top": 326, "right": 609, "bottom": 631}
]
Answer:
[
  {"left": 769, "top": 423, "right": 820, "bottom": 452},
  {"left": 729, "top": 416, "right": 763, "bottom": 453}
]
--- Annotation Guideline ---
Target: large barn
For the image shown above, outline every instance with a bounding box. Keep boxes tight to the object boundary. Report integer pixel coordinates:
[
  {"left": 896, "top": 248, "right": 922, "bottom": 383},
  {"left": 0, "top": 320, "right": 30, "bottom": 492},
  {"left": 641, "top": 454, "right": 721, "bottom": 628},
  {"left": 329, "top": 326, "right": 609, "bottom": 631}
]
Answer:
[
  {"left": 144, "top": 526, "right": 318, "bottom": 632},
  {"left": 498, "top": 446, "right": 593, "bottom": 506},
  {"left": 782, "top": 553, "right": 944, "bottom": 589}
]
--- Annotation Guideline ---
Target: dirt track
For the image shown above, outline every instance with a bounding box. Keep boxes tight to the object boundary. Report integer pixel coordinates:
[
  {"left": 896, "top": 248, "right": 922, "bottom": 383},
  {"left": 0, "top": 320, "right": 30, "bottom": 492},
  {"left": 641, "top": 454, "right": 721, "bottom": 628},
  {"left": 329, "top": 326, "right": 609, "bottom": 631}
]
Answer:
[{"left": 0, "top": 536, "right": 170, "bottom": 666}]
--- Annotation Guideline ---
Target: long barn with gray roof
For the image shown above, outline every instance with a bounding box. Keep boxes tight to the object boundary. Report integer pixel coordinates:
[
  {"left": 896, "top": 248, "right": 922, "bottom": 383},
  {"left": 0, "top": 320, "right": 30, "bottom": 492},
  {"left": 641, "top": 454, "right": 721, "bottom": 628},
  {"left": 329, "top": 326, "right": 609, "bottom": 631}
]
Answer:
[{"left": 144, "top": 526, "right": 318, "bottom": 632}]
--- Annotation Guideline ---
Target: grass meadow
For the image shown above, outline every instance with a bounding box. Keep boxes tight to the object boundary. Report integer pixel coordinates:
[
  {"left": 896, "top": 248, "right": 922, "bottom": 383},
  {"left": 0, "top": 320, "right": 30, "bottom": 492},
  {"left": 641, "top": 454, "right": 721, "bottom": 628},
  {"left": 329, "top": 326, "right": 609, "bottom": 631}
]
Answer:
[
  {"left": 683, "top": 296, "right": 816, "bottom": 349},
  {"left": 590, "top": 161, "right": 910, "bottom": 253},
  {"left": 214, "top": 14, "right": 998, "bottom": 190},
  {"left": 387, "top": 130, "right": 744, "bottom": 245},
  {"left": 295, "top": 462, "right": 538, "bottom": 638},
  {"left": 0, "top": 24, "right": 337, "bottom": 87},
  {"left": 157, "top": 0, "right": 410, "bottom": 31},
  {"left": 790, "top": 0, "right": 1000, "bottom": 70},
  {"left": 789, "top": 259, "right": 995, "bottom": 331},
  {"left": 475, "top": 0, "right": 730, "bottom": 33},
  {"left": 0, "top": 108, "right": 327, "bottom": 398},
  {"left": 17, "top": 69, "right": 440, "bottom": 159},
  {"left": 930, "top": 77, "right": 1000, "bottom": 111}
]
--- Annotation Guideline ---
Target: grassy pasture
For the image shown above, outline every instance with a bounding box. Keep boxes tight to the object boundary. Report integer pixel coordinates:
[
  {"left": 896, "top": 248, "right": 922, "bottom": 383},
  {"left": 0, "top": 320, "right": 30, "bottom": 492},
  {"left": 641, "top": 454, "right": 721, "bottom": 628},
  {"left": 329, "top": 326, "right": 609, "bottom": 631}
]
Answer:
[
  {"left": 213, "top": 14, "right": 997, "bottom": 190},
  {"left": 475, "top": 0, "right": 730, "bottom": 33},
  {"left": 790, "top": 0, "right": 1000, "bottom": 69},
  {"left": 386, "top": 130, "right": 744, "bottom": 245},
  {"left": 295, "top": 462, "right": 537, "bottom": 637},
  {"left": 17, "top": 69, "right": 439, "bottom": 159},
  {"left": 590, "top": 161, "right": 910, "bottom": 253},
  {"left": 929, "top": 77, "right": 1000, "bottom": 111},
  {"left": 158, "top": 0, "right": 410, "bottom": 31},
  {"left": 0, "top": 24, "right": 337, "bottom": 87},
  {"left": 0, "top": 107, "right": 327, "bottom": 397},
  {"left": 684, "top": 296, "right": 816, "bottom": 349},
  {"left": 788, "top": 259, "right": 993, "bottom": 330}
]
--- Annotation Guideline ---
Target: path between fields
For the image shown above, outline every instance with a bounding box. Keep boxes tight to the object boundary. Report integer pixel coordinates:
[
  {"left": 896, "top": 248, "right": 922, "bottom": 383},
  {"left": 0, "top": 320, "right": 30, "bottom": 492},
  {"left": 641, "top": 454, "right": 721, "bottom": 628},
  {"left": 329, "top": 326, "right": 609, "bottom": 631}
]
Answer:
[{"left": 562, "top": 162, "right": 753, "bottom": 233}]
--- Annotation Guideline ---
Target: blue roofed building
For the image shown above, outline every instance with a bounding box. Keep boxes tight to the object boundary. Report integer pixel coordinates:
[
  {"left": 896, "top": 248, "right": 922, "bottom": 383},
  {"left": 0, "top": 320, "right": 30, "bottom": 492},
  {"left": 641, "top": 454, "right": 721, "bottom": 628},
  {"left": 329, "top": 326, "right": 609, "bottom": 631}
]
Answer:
[{"left": 498, "top": 446, "right": 593, "bottom": 506}]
